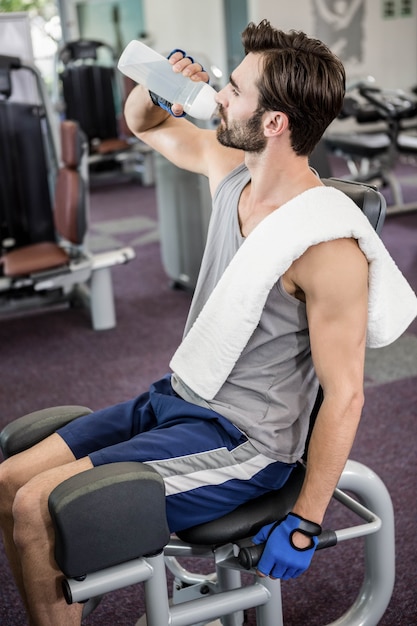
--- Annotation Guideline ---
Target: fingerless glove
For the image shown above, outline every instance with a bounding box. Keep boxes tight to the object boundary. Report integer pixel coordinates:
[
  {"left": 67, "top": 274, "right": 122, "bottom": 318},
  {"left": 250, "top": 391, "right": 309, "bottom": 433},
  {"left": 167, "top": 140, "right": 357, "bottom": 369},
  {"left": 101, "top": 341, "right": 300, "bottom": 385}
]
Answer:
[{"left": 252, "top": 512, "right": 321, "bottom": 580}]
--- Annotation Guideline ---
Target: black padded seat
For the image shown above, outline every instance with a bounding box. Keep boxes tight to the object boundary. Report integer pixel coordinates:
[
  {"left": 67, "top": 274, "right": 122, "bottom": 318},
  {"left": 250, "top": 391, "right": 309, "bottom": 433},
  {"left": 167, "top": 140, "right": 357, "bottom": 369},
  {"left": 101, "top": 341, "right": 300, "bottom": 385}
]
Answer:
[{"left": 177, "top": 463, "right": 305, "bottom": 547}]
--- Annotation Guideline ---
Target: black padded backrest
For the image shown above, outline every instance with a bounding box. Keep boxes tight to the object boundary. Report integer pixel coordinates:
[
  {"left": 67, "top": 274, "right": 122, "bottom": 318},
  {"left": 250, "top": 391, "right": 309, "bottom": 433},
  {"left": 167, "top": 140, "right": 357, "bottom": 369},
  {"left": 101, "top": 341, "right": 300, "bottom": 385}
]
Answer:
[
  {"left": 322, "top": 177, "right": 386, "bottom": 234},
  {"left": 0, "top": 101, "right": 55, "bottom": 247},
  {"left": 60, "top": 65, "right": 118, "bottom": 142}
]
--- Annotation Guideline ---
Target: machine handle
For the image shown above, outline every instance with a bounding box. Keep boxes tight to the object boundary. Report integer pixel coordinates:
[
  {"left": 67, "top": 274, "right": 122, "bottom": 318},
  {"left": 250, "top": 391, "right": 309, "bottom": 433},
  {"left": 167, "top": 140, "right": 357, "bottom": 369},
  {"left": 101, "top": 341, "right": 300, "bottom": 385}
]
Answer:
[{"left": 238, "top": 529, "right": 337, "bottom": 570}]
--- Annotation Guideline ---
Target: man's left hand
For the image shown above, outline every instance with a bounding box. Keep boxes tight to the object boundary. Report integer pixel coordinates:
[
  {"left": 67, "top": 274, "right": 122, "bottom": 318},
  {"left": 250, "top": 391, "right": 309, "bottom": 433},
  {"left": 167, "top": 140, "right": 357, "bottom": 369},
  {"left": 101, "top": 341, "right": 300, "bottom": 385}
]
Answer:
[{"left": 252, "top": 512, "right": 321, "bottom": 580}]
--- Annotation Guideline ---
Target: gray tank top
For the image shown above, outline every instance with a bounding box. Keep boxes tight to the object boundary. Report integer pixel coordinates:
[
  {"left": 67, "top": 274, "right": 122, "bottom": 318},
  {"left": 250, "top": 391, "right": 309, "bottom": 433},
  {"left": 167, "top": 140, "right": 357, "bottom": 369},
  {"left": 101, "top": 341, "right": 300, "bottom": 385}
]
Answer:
[{"left": 172, "top": 163, "right": 319, "bottom": 463}]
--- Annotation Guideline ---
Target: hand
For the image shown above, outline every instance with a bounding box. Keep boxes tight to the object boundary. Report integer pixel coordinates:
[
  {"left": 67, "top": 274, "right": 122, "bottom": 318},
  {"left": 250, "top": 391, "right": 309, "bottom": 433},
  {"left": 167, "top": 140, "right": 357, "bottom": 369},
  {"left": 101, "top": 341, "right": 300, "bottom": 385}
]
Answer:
[
  {"left": 168, "top": 49, "right": 209, "bottom": 83},
  {"left": 149, "top": 49, "right": 209, "bottom": 118},
  {"left": 252, "top": 513, "right": 321, "bottom": 580}
]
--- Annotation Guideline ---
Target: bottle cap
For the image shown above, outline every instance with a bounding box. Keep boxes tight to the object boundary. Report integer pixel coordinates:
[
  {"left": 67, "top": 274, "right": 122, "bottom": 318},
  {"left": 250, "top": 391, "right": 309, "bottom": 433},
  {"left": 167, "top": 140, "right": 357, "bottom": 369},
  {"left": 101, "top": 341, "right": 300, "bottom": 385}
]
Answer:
[{"left": 187, "top": 83, "right": 218, "bottom": 120}]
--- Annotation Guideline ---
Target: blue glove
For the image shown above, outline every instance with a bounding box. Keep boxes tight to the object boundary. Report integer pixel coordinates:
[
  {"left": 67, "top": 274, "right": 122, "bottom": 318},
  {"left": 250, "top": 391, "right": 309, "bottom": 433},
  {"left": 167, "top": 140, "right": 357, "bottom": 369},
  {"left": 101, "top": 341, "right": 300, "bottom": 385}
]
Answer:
[
  {"left": 149, "top": 90, "right": 186, "bottom": 117},
  {"left": 252, "top": 512, "right": 321, "bottom": 580},
  {"left": 149, "top": 48, "right": 206, "bottom": 118}
]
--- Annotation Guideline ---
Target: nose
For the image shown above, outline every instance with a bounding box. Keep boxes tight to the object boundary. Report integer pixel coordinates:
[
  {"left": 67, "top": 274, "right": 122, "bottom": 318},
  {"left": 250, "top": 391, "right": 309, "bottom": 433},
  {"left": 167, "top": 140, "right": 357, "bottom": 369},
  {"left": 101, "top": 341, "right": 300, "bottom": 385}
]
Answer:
[{"left": 215, "top": 85, "right": 227, "bottom": 108}]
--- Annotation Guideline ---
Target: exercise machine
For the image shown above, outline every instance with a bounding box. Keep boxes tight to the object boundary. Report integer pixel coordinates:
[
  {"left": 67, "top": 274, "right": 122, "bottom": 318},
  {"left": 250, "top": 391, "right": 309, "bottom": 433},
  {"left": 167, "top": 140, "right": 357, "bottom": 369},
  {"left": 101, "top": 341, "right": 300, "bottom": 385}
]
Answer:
[
  {"left": 0, "top": 179, "right": 394, "bottom": 626},
  {"left": 325, "top": 80, "right": 417, "bottom": 213},
  {"left": 58, "top": 39, "right": 154, "bottom": 185},
  {"left": 0, "top": 55, "right": 135, "bottom": 330}
]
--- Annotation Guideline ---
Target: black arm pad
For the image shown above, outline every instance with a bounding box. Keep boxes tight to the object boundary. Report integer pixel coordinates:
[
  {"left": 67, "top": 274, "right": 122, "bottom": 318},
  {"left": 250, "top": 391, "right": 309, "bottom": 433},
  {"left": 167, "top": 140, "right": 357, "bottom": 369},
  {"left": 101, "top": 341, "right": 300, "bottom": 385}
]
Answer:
[
  {"left": 0, "top": 406, "right": 92, "bottom": 459},
  {"left": 49, "top": 462, "right": 170, "bottom": 579}
]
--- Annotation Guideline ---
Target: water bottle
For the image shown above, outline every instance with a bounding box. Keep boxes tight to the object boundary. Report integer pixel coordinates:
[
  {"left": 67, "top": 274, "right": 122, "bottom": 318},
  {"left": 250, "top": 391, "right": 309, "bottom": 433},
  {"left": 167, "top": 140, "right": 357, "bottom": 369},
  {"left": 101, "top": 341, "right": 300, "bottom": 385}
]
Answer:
[{"left": 117, "top": 40, "right": 218, "bottom": 120}]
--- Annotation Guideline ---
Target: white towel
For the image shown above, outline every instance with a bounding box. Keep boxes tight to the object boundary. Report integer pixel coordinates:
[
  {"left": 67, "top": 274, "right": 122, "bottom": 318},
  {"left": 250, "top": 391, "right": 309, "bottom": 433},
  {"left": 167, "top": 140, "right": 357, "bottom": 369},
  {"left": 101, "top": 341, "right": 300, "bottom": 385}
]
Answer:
[{"left": 170, "top": 186, "right": 417, "bottom": 400}]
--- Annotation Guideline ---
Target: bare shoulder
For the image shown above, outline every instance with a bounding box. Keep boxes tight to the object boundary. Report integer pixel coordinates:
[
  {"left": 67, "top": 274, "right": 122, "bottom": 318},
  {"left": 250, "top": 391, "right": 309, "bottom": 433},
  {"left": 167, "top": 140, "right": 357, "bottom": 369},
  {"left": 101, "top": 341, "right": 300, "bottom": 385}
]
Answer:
[
  {"left": 285, "top": 238, "right": 368, "bottom": 302},
  {"left": 300, "top": 237, "right": 367, "bottom": 272},
  {"left": 205, "top": 133, "right": 244, "bottom": 193}
]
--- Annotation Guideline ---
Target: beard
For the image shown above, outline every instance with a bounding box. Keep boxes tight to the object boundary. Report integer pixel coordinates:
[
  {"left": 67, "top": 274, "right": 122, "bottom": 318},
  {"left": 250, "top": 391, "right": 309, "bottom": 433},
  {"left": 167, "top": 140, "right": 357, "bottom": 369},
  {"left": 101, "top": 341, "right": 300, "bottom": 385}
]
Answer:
[{"left": 216, "top": 105, "right": 266, "bottom": 153}]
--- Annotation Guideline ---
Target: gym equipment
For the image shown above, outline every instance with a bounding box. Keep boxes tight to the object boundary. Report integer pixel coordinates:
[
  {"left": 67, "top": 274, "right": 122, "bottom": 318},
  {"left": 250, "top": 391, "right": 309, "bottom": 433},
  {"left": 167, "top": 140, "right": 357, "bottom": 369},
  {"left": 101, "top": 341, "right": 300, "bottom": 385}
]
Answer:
[
  {"left": 0, "top": 179, "right": 394, "bottom": 625},
  {"left": 59, "top": 39, "right": 154, "bottom": 185},
  {"left": 0, "top": 55, "right": 135, "bottom": 330},
  {"left": 325, "top": 80, "right": 417, "bottom": 213},
  {"left": 154, "top": 151, "right": 212, "bottom": 291},
  {"left": 0, "top": 55, "right": 57, "bottom": 249}
]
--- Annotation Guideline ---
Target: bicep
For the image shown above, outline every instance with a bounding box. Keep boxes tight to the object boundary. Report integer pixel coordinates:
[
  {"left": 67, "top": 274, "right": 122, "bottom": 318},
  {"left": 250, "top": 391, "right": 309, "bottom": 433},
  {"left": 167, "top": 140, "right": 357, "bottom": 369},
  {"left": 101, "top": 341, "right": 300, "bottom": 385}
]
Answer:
[
  {"left": 138, "top": 115, "right": 215, "bottom": 175},
  {"left": 126, "top": 90, "right": 243, "bottom": 185},
  {"left": 144, "top": 120, "right": 244, "bottom": 193}
]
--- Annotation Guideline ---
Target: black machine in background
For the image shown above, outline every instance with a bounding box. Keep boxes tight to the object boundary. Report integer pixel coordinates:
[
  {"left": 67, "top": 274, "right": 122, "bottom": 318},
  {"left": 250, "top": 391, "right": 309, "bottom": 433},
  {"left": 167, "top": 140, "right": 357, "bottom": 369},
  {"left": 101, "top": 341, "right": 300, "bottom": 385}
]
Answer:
[
  {"left": 58, "top": 39, "right": 154, "bottom": 183},
  {"left": 59, "top": 40, "right": 120, "bottom": 150},
  {"left": 0, "top": 54, "right": 57, "bottom": 251},
  {"left": 324, "top": 80, "right": 417, "bottom": 212}
]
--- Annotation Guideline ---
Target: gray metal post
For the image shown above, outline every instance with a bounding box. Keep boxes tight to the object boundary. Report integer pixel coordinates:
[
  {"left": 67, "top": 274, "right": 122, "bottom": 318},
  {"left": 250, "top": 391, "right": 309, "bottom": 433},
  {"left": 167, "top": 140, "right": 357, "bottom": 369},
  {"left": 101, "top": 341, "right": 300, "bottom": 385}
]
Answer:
[
  {"left": 90, "top": 267, "right": 116, "bottom": 330},
  {"left": 214, "top": 545, "right": 244, "bottom": 626},
  {"left": 143, "top": 554, "right": 172, "bottom": 626},
  {"left": 255, "top": 576, "right": 284, "bottom": 626},
  {"left": 326, "top": 459, "right": 395, "bottom": 626}
]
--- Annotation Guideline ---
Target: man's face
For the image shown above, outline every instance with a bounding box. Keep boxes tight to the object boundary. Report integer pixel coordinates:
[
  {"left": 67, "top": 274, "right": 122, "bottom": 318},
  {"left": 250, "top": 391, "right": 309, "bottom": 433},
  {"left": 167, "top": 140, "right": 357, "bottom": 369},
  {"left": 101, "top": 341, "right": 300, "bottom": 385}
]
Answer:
[
  {"left": 216, "top": 53, "right": 267, "bottom": 153},
  {"left": 217, "top": 106, "right": 266, "bottom": 153}
]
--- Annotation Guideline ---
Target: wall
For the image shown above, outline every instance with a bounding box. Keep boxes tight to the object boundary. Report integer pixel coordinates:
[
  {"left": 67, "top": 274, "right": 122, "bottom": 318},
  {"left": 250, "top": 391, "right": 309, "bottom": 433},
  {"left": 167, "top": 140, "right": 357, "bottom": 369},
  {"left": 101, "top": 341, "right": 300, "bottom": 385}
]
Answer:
[
  {"left": 142, "top": 0, "right": 228, "bottom": 86},
  {"left": 249, "top": 0, "right": 417, "bottom": 90},
  {"left": 62, "top": 0, "right": 417, "bottom": 92},
  {"left": 143, "top": 0, "right": 416, "bottom": 91}
]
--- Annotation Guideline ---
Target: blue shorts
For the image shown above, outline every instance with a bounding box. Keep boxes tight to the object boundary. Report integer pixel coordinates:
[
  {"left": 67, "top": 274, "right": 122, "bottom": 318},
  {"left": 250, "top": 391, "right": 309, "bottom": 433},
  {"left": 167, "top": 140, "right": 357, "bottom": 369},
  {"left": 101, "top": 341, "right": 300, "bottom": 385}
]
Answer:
[{"left": 58, "top": 375, "right": 294, "bottom": 532}]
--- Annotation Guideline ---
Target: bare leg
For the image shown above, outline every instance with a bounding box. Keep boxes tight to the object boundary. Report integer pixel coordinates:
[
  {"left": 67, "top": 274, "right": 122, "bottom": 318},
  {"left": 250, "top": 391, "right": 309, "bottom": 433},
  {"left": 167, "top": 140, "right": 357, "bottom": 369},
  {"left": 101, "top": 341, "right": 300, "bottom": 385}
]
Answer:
[{"left": 0, "top": 434, "right": 91, "bottom": 625}]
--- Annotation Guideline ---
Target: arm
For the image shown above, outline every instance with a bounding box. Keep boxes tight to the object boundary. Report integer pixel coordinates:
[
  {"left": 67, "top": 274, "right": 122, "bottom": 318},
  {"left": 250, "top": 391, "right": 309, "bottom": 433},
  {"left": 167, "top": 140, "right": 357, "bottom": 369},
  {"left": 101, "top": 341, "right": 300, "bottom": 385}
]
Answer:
[
  {"left": 291, "top": 237, "right": 368, "bottom": 529},
  {"left": 254, "top": 237, "right": 369, "bottom": 578},
  {"left": 124, "top": 51, "right": 243, "bottom": 193}
]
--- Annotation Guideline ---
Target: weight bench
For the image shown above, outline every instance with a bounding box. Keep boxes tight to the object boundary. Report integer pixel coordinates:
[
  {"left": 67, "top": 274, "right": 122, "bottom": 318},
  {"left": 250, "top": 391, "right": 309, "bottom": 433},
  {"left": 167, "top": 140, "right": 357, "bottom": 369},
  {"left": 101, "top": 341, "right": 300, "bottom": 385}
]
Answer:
[{"left": 0, "top": 179, "right": 395, "bottom": 625}]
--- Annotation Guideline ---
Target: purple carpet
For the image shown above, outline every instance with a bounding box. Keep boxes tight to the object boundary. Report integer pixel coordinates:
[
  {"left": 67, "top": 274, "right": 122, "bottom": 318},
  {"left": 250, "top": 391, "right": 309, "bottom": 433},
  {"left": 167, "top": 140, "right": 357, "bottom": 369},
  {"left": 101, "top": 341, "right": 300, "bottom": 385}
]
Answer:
[{"left": 0, "top": 166, "right": 416, "bottom": 625}]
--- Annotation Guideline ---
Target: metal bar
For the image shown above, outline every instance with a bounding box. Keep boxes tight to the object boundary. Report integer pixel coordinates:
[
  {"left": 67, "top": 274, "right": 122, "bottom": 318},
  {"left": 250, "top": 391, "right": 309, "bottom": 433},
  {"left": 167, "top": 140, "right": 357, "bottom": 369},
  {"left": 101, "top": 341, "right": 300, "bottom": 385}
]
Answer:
[{"left": 64, "top": 557, "right": 154, "bottom": 604}]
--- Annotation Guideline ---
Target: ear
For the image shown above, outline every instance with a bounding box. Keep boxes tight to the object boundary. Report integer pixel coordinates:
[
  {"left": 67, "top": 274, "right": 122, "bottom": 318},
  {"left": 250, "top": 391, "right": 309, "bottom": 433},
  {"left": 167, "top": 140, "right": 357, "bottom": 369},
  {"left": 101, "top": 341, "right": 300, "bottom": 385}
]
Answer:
[{"left": 263, "top": 111, "right": 289, "bottom": 138}]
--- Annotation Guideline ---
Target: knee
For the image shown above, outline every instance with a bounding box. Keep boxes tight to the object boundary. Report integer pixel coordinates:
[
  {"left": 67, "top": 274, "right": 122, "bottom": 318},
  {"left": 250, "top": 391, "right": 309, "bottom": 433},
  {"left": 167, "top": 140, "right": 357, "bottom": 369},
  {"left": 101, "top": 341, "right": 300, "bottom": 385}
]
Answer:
[
  {"left": 12, "top": 481, "right": 47, "bottom": 550},
  {"left": 0, "top": 458, "right": 22, "bottom": 518}
]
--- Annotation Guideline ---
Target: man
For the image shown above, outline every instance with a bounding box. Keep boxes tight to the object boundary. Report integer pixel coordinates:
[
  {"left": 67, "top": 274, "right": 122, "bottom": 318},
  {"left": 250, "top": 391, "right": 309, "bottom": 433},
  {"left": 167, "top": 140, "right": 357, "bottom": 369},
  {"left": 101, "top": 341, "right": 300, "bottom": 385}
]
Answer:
[{"left": 0, "top": 20, "right": 416, "bottom": 626}]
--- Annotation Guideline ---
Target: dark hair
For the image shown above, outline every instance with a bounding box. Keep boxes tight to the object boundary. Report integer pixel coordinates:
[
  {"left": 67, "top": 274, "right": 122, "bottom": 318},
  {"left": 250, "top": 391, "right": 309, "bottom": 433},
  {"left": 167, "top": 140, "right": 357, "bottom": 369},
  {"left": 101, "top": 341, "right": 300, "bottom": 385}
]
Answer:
[{"left": 241, "top": 20, "right": 346, "bottom": 156}]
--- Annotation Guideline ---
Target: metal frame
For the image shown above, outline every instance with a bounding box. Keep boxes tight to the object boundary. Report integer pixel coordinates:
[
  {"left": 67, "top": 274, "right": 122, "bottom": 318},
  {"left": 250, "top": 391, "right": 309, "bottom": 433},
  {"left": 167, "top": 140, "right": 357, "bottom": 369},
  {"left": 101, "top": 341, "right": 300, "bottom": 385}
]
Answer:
[{"left": 64, "top": 460, "right": 395, "bottom": 626}]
